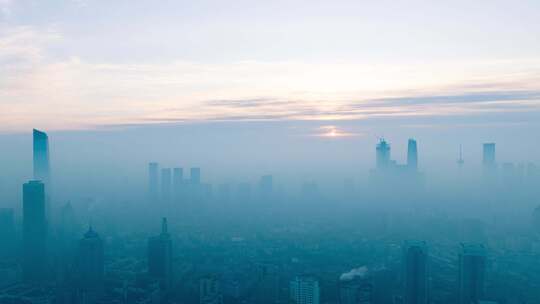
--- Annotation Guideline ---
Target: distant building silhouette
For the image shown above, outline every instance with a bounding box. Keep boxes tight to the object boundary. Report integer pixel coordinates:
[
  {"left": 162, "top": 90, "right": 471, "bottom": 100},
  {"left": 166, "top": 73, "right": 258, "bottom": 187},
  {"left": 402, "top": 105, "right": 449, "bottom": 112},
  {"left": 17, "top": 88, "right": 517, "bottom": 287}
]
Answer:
[
  {"left": 376, "top": 139, "right": 391, "bottom": 170},
  {"left": 33, "top": 129, "right": 51, "bottom": 186},
  {"left": 22, "top": 180, "right": 48, "bottom": 283},
  {"left": 77, "top": 226, "right": 104, "bottom": 300},
  {"left": 191, "top": 167, "right": 201, "bottom": 184},
  {"left": 290, "top": 275, "right": 320, "bottom": 304},
  {"left": 402, "top": 241, "right": 428, "bottom": 304},
  {"left": 482, "top": 143, "right": 496, "bottom": 179},
  {"left": 161, "top": 168, "right": 172, "bottom": 201},
  {"left": 148, "top": 162, "right": 159, "bottom": 200},
  {"left": 407, "top": 139, "right": 418, "bottom": 171},
  {"left": 339, "top": 274, "right": 374, "bottom": 304},
  {"left": 458, "top": 243, "right": 486, "bottom": 304},
  {"left": 148, "top": 218, "right": 173, "bottom": 288},
  {"left": 200, "top": 275, "right": 223, "bottom": 304}
]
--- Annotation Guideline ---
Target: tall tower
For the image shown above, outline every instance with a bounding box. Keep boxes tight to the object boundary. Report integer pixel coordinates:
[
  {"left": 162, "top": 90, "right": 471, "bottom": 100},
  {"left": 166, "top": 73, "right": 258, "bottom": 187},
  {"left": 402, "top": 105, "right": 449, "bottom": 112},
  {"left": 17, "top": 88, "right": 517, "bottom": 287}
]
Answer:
[
  {"left": 457, "top": 145, "right": 465, "bottom": 168},
  {"left": 22, "top": 180, "right": 48, "bottom": 282},
  {"left": 376, "top": 139, "right": 391, "bottom": 170},
  {"left": 290, "top": 276, "right": 320, "bottom": 304},
  {"left": 458, "top": 243, "right": 486, "bottom": 304},
  {"left": 148, "top": 162, "right": 159, "bottom": 200},
  {"left": 148, "top": 218, "right": 173, "bottom": 288},
  {"left": 33, "top": 129, "right": 51, "bottom": 185},
  {"left": 402, "top": 241, "right": 428, "bottom": 304},
  {"left": 77, "top": 226, "right": 104, "bottom": 297},
  {"left": 482, "top": 143, "right": 496, "bottom": 178},
  {"left": 407, "top": 139, "right": 418, "bottom": 171}
]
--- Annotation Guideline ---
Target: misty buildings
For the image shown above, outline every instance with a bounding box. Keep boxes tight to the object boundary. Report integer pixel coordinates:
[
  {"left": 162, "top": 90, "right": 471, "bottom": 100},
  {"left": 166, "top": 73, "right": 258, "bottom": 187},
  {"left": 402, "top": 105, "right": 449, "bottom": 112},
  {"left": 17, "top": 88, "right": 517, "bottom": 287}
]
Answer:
[
  {"left": 407, "top": 139, "right": 418, "bottom": 171},
  {"left": 376, "top": 139, "right": 391, "bottom": 170},
  {"left": 149, "top": 162, "right": 159, "bottom": 200},
  {"left": 22, "top": 180, "right": 48, "bottom": 283},
  {"left": 77, "top": 227, "right": 104, "bottom": 299},
  {"left": 402, "top": 241, "right": 428, "bottom": 304},
  {"left": 482, "top": 143, "right": 496, "bottom": 179},
  {"left": 200, "top": 276, "right": 223, "bottom": 304},
  {"left": 191, "top": 167, "right": 201, "bottom": 184},
  {"left": 339, "top": 275, "right": 374, "bottom": 304},
  {"left": 458, "top": 244, "right": 486, "bottom": 304},
  {"left": 33, "top": 129, "right": 51, "bottom": 186},
  {"left": 290, "top": 276, "right": 320, "bottom": 304},
  {"left": 148, "top": 218, "right": 173, "bottom": 288}
]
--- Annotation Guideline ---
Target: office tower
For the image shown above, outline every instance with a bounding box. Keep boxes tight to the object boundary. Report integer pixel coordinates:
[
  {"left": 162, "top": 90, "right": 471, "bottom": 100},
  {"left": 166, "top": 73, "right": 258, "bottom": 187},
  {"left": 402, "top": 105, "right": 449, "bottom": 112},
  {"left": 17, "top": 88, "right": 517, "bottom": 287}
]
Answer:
[
  {"left": 290, "top": 276, "right": 320, "bottom": 304},
  {"left": 482, "top": 143, "right": 496, "bottom": 176},
  {"left": 458, "top": 244, "right": 487, "bottom": 304},
  {"left": 77, "top": 227, "right": 104, "bottom": 297},
  {"left": 340, "top": 276, "right": 374, "bottom": 304},
  {"left": 407, "top": 139, "right": 418, "bottom": 171},
  {"left": 191, "top": 167, "right": 201, "bottom": 184},
  {"left": 33, "top": 129, "right": 51, "bottom": 185},
  {"left": 376, "top": 139, "right": 391, "bottom": 169},
  {"left": 149, "top": 162, "right": 159, "bottom": 199},
  {"left": 259, "top": 175, "right": 273, "bottom": 197},
  {"left": 200, "top": 275, "right": 223, "bottom": 304},
  {"left": 0, "top": 208, "right": 16, "bottom": 258},
  {"left": 148, "top": 218, "right": 173, "bottom": 288},
  {"left": 173, "top": 167, "right": 183, "bottom": 187},
  {"left": 457, "top": 145, "right": 464, "bottom": 168},
  {"left": 161, "top": 168, "right": 172, "bottom": 201},
  {"left": 22, "top": 180, "right": 48, "bottom": 282},
  {"left": 402, "top": 241, "right": 428, "bottom": 304}
]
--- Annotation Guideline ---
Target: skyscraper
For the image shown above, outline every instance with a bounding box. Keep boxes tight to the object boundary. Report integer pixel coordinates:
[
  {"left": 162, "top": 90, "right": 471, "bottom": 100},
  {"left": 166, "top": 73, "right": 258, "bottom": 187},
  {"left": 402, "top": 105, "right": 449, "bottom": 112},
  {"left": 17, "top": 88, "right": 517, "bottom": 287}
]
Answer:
[
  {"left": 191, "top": 167, "right": 201, "bottom": 184},
  {"left": 77, "top": 226, "right": 104, "bottom": 297},
  {"left": 33, "top": 129, "right": 51, "bottom": 185},
  {"left": 149, "top": 162, "right": 159, "bottom": 199},
  {"left": 161, "top": 168, "right": 172, "bottom": 201},
  {"left": 22, "top": 180, "right": 48, "bottom": 282},
  {"left": 290, "top": 276, "right": 320, "bottom": 304},
  {"left": 402, "top": 241, "right": 428, "bottom": 304},
  {"left": 482, "top": 143, "right": 496, "bottom": 177},
  {"left": 376, "top": 139, "right": 391, "bottom": 170},
  {"left": 148, "top": 218, "right": 173, "bottom": 288},
  {"left": 407, "top": 139, "right": 418, "bottom": 171},
  {"left": 458, "top": 243, "right": 486, "bottom": 304},
  {"left": 173, "top": 167, "right": 183, "bottom": 188}
]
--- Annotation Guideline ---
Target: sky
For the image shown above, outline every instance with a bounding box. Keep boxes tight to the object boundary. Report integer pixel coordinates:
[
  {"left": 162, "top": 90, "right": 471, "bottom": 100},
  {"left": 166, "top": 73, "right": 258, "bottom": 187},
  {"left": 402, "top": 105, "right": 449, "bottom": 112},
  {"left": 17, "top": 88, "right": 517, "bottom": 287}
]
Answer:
[{"left": 1, "top": 0, "right": 540, "bottom": 133}]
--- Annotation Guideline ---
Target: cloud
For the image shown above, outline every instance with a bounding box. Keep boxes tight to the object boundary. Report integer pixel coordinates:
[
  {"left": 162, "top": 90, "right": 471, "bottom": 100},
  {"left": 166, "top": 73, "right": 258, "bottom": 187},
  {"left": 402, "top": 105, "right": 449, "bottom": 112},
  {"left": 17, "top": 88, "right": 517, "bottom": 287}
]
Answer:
[{"left": 340, "top": 266, "right": 369, "bottom": 281}]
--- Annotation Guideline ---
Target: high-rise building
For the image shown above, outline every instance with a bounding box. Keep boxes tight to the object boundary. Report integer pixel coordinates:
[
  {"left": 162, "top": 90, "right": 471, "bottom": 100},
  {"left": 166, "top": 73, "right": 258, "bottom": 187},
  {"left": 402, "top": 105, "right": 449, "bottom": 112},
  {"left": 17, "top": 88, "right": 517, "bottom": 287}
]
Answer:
[
  {"left": 22, "top": 180, "right": 48, "bottom": 282},
  {"left": 340, "top": 276, "right": 374, "bottom": 304},
  {"left": 402, "top": 241, "right": 428, "bottom": 304},
  {"left": 200, "top": 275, "right": 223, "bottom": 304},
  {"left": 191, "top": 167, "right": 201, "bottom": 184},
  {"left": 290, "top": 276, "right": 320, "bottom": 304},
  {"left": 148, "top": 218, "right": 173, "bottom": 288},
  {"left": 149, "top": 162, "right": 159, "bottom": 199},
  {"left": 376, "top": 139, "right": 391, "bottom": 170},
  {"left": 407, "top": 139, "right": 418, "bottom": 171},
  {"left": 482, "top": 143, "right": 496, "bottom": 174},
  {"left": 173, "top": 167, "right": 183, "bottom": 187},
  {"left": 77, "top": 226, "right": 104, "bottom": 297},
  {"left": 161, "top": 168, "right": 172, "bottom": 201},
  {"left": 458, "top": 243, "right": 486, "bottom": 304},
  {"left": 33, "top": 129, "right": 51, "bottom": 185}
]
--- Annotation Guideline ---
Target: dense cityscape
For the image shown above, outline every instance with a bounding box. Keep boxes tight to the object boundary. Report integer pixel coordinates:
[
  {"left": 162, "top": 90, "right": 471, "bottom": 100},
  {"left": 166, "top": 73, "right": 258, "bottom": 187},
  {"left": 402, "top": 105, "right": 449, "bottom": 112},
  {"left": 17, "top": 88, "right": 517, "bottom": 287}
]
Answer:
[{"left": 0, "top": 129, "right": 538, "bottom": 304}]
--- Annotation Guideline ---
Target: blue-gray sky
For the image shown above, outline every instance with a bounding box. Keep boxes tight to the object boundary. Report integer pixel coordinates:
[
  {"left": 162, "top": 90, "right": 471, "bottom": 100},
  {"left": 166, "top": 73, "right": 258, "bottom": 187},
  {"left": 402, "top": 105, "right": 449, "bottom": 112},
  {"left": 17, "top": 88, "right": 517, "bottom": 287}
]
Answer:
[{"left": 1, "top": 0, "right": 540, "bottom": 132}]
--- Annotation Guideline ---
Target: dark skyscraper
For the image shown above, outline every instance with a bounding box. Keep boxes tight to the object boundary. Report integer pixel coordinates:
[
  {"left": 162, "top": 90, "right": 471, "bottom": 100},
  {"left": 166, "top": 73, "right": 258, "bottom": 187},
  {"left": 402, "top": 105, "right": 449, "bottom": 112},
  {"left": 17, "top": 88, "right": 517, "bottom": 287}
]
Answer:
[
  {"left": 407, "top": 139, "right": 418, "bottom": 171},
  {"left": 22, "top": 180, "right": 48, "bottom": 282},
  {"left": 191, "top": 167, "right": 201, "bottom": 184},
  {"left": 376, "top": 139, "right": 391, "bottom": 170},
  {"left": 77, "top": 227, "right": 104, "bottom": 298},
  {"left": 161, "top": 168, "right": 172, "bottom": 201},
  {"left": 403, "top": 241, "right": 428, "bottom": 304},
  {"left": 148, "top": 218, "right": 173, "bottom": 288},
  {"left": 149, "top": 162, "right": 159, "bottom": 199},
  {"left": 458, "top": 244, "right": 486, "bottom": 304},
  {"left": 33, "top": 129, "right": 51, "bottom": 185}
]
